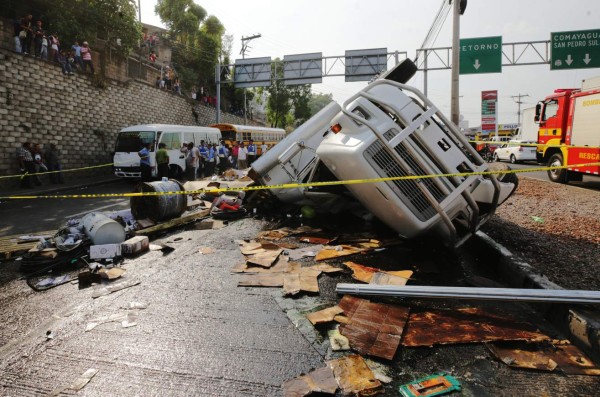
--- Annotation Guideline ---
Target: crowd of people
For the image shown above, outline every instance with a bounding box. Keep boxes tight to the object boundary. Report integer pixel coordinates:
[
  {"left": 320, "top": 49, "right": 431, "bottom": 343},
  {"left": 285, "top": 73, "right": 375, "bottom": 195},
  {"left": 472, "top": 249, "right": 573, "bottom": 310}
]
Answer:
[
  {"left": 155, "top": 65, "right": 182, "bottom": 95},
  {"left": 139, "top": 139, "right": 270, "bottom": 183},
  {"left": 189, "top": 86, "right": 218, "bottom": 107},
  {"left": 13, "top": 14, "right": 95, "bottom": 75},
  {"left": 16, "top": 141, "right": 64, "bottom": 188}
]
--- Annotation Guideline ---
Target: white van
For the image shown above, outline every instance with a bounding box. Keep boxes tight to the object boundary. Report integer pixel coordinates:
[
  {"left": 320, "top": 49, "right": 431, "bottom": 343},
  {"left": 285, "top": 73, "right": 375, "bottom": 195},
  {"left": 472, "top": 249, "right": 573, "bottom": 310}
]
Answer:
[{"left": 113, "top": 124, "right": 221, "bottom": 179}]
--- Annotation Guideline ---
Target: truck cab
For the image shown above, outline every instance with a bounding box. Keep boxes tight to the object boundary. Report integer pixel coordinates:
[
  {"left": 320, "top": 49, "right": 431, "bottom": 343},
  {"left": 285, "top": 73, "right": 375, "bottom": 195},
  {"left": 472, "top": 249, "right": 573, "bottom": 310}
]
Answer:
[{"left": 534, "top": 89, "right": 576, "bottom": 162}]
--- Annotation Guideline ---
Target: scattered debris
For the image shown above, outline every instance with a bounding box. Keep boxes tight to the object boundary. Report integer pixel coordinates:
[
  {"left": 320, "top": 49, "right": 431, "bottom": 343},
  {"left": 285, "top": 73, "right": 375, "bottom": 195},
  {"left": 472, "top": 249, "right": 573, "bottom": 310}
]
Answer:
[
  {"left": 327, "top": 354, "right": 382, "bottom": 396},
  {"left": 237, "top": 240, "right": 283, "bottom": 268},
  {"left": 306, "top": 305, "right": 344, "bottom": 325},
  {"left": 277, "top": 242, "right": 300, "bottom": 250},
  {"left": 286, "top": 245, "right": 324, "bottom": 261},
  {"left": 282, "top": 366, "right": 338, "bottom": 397},
  {"left": 283, "top": 268, "right": 322, "bottom": 295},
  {"left": 121, "top": 235, "right": 150, "bottom": 256},
  {"left": 316, "top": 245, "right": 369, "bottom": 261},
  {"left": 231, "top": 257, "right": 299, "bottom": 274},
  {"left": 328, "top": 328, "right": 351, "bottom": 351},
  {"left": 68, "top": 368, "right": 99, "bottom": 392},
  {"left": 398, "top": 373, "right": 461, "bottom": 397},
  {"left": 35, "top": 275, "right": 71, "bottom": 290},
  {"left": 401, "top": 307, "right": 549, "bottom": 347},
  {"left": 487, "top": 340, "right": 600, "bottom": 375},
  {"left": 98, "top": 267, "right": 125, "bottom": 280},
  {"left": 121, "top": 301, "right": 148, "bottom": 310},
  {"left": 531, "top": 216, "right": 545, "bottom": 224},
  {"left": 86, "top": 310, "right": 140, "bottom": 331},
  {"left": 237, "top": 273, "right": 285, "bottom": 287},
  {"left": 91, "top": 279, "right": 141, "bottom": 299},
  {"left": 46, "top": 330, "right": 55, "bottom": 341},
  {"left": 198, "top": 247, "right": 216, "bottom": 255},
  {"left": 364, "top": 359, "right": 393, "bottom": 384},
  {"left": 133, "top": 209, "right": 210, "bottom": 236},
  {"left": 90, "top": 244, "right": 122, "bottom": 260},
  {"left": 299, "top": 236, "right": 334, "bottom": 245},
  {"left": 258, "top": 226, "right": 323, "bottom": 241},
  {"left": 343, "top": 261, "right": 412, "bottom": 284},
  {"left": 338, "top": 295, "right": 410, "bottom": 360}
]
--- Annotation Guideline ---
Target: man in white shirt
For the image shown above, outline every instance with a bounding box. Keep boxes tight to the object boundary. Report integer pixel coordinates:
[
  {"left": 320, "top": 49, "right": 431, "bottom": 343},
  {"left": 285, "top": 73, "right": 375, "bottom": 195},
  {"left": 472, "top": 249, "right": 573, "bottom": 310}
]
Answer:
[
  {"left": 237, "top": 142, "right": 249, "bottom": 170},
  {"left": 260, "top": 141, "right": 268, "bottom": 157},
  {"left": 186, "top": 142, "right": 201, "bottom": 181}
]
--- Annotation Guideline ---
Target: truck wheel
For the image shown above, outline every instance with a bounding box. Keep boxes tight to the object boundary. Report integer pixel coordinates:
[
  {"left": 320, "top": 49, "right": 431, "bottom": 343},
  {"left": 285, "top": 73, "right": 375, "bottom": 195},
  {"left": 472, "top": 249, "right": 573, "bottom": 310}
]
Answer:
[
  {"left": 547, "top": 153, "right": 567, "bottom": 183},
  {"left": 493, "top": 153, "right": 499, "bottom": 162},
  {"left": 510, "top": 154, "right": 517, "bottom": 164}
]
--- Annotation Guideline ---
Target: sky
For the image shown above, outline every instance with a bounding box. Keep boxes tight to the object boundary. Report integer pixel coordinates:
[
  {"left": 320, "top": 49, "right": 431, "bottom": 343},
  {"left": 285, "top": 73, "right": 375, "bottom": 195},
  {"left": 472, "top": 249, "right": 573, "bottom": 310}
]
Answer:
[{"left": 140, "top": 0, "right": 599, "bottom": 128}]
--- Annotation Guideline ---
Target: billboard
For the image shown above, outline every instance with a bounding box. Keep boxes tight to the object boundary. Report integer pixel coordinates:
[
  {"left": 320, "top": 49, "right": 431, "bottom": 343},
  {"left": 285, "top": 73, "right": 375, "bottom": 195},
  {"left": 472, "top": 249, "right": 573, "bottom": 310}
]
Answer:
[{"left": 481, "top": 90, "right": 498, "bottom": 134}]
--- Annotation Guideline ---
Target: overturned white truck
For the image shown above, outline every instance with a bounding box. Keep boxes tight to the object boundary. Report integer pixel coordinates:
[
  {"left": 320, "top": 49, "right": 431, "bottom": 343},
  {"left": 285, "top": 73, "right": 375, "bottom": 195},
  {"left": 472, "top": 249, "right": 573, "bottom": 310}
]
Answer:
[{"left": 249, "top": 60, "right": 517, "bottom": 246}]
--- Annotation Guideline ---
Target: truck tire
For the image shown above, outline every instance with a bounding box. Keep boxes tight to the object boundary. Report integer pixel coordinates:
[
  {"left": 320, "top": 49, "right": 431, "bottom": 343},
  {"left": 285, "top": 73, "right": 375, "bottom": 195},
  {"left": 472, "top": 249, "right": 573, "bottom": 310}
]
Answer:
[
  {"left": 510, "top": 154, "right": 517, "bottom": 164},
  {"left": 547, "top": 153, "right": 568, "bottom": 183}
]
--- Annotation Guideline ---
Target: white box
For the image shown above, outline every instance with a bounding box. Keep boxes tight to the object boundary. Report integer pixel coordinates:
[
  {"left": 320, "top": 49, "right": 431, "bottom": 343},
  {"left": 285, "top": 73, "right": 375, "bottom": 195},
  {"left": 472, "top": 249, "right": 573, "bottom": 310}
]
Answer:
[
  {"left": 121, "top": 236, "right": 149, "bottom": 255},
  {"left": 90, "top": 244, "right": 122, "bottom": 259}
]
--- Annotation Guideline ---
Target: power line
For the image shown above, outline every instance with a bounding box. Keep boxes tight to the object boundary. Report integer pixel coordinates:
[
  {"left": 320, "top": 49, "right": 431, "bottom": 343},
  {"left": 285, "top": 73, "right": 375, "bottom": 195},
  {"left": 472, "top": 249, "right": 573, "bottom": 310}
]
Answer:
[{"left": 511, "top": 93, "right": 530, "bottom": 125}]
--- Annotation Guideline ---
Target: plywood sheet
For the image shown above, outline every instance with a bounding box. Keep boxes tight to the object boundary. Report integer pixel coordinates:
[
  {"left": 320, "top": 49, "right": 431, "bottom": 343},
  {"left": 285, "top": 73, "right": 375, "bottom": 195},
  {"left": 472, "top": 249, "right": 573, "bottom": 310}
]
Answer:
[
  {"left": 402, "top": 307, "right": 550, "bottom": 347},
  {"left": 338, "top": 296, "right": 410, "bottom": 360},
  {"left": 282, "top": 366, "right": 337, "bottom": 397},
  {"left": 327, "top": 355, "right": 382, "bottom": 396}
]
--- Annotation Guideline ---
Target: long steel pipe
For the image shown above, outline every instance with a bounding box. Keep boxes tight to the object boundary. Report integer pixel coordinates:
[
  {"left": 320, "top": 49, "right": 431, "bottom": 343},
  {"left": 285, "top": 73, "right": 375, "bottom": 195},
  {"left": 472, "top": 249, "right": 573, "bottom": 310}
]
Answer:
[{"left": 336, "top": 284, "right": 600, "bottom": 304}]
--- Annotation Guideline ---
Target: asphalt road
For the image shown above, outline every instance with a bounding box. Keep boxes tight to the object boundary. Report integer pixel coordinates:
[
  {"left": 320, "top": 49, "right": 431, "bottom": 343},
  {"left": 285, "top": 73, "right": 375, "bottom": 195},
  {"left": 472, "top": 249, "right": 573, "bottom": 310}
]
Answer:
[
  {"left": 0, "top": 180, "right": 133, "bottom": 237},
  {"left": 497, "top": 160, "right": 600, "bottom": 190}
]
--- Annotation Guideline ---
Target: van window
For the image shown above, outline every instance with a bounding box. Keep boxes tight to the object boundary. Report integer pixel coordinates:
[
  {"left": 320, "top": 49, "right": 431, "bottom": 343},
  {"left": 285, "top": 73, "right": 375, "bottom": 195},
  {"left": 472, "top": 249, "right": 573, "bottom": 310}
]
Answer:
[
  {"left": 160, "top": 131, "right": 181, "bottom": 149},
  {"left": 183, "top": 132, "right": 194, "bottom": 145},
  {"left": 115, "top": 131, "right": 155, "bottom": 152}
]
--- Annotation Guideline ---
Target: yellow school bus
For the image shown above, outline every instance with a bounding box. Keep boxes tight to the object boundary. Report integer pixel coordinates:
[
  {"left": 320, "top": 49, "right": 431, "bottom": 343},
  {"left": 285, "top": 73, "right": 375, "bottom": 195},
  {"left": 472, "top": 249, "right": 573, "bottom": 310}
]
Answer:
[{"left": 210, "top": 124, "right": 286, "bottom": 155}]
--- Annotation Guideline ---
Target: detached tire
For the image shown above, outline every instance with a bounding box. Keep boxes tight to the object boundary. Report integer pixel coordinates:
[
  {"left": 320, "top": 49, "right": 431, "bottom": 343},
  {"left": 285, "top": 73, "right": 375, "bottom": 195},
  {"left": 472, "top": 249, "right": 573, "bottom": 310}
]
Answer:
[{"left": 547, "top": 153, "right": 568, "bottom": 183}]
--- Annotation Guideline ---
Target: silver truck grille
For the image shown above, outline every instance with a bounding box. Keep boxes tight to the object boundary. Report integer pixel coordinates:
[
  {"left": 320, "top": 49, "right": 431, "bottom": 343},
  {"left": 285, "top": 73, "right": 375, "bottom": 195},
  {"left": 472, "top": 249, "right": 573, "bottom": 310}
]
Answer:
[{"left": 364, "top": 140, "right": 447, "bottom": 221}]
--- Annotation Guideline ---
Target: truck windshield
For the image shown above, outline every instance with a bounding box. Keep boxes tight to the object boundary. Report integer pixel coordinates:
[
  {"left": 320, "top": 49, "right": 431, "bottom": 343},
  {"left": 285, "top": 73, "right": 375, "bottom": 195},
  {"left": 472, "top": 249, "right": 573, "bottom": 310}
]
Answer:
[{"left": 115, "top": 131, "right": 156, "bottom": 152}]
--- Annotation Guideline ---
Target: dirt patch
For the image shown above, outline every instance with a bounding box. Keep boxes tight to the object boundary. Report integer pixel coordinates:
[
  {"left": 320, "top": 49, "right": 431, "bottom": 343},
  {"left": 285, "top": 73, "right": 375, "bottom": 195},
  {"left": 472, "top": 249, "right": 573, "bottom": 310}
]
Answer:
[{"left": 482, "top": 177, "right": 600, "bottom": 290}]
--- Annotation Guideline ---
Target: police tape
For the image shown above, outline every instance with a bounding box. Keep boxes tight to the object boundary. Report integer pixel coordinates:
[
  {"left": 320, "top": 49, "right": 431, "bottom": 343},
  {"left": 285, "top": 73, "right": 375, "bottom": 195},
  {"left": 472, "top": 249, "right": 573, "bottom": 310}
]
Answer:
[
  {"left": 2, "top": 161, "right": 599, "bottom": 200},
  {"left": 0, "top": 163, "right": 114, "bottom": 180}
]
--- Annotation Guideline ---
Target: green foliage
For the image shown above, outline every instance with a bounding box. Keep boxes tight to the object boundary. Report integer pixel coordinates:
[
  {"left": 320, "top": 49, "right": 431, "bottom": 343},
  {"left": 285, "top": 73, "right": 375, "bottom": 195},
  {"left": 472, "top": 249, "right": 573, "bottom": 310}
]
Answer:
[
  {"left": 260, "top": 59, "right": 312, "bottom": 128},
  {"left": 308, "top": 93, "right": 334, "bottom": 116},
  {"left": 155, "top": 0, "right": 225, "bottom": 94}
]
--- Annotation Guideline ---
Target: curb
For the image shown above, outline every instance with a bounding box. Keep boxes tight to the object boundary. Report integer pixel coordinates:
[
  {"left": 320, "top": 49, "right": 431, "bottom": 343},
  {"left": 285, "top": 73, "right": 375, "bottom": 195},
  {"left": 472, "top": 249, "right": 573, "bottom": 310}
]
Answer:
[{"left": 475, "top": 231, "right": 600, "bottom": 364}]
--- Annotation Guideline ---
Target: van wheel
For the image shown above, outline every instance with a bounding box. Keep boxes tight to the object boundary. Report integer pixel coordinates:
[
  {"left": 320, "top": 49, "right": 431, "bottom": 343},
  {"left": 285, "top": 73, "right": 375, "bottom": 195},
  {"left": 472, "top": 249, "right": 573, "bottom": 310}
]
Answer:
[
  {"left": 510, "top": 154, "right": 517, "bottom": 164},
  {"left": 547, "top": 153, "right": 567, "bottom": 183},
  {"left": 170, "top": 165, "right": 183, "bottom": 180}
]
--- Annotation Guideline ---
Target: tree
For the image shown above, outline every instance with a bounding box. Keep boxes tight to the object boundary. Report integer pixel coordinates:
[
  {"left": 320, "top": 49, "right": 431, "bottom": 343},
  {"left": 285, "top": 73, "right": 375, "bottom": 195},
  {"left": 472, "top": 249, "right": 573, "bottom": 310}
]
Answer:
[
  {"left": 155, "top": 0, "right": 225, "bottom": 93},
  {"left": 260, "top": 58, "right": 312, "bottom": 128},
  {"left": 308, "top": 93, "right": 334, "bottom": 116}
]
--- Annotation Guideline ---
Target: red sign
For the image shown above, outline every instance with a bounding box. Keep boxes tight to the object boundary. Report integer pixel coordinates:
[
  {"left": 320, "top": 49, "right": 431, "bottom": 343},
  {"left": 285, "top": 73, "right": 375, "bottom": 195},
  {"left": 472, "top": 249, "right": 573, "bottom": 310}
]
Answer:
[{"left": 481, "top": 90, "right": 498, "bottom": 134}]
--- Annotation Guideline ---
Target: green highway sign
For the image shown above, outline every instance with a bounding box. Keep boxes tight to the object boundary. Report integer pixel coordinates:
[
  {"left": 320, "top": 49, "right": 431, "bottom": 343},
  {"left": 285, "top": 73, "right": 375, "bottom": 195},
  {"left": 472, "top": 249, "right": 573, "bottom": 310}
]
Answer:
[
  {"left": 459, "top": 36, "right": 502, "bottom": 75},
  {"left": 551, "top": 29, "right": 600, "bottom": 70}
]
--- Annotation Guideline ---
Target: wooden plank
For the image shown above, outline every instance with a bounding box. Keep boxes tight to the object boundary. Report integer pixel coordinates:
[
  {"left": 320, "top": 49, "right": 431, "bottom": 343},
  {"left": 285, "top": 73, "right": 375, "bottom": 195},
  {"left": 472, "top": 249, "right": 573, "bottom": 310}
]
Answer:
[
  {"left": 0, "top": 230, "right": 56, "bottom": 260},
  {"left": 132, "top": 210, "right": 210, "bottom": 236}
]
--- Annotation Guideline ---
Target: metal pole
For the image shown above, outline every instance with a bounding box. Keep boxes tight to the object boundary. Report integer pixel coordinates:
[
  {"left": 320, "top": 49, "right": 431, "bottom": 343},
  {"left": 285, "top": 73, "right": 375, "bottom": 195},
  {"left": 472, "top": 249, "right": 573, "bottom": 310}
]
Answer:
[
  {"left": 216, "top": 63, "right": 221, "bottom": 124},
  {"left": 424, "top": 49, "right": 428, "bottom": 97},
  {"left": 336, "top": 284, "right": 600, "bottom": 304},
  {"left": 450, "top": 0, "right": 460, "bottom": 126}
]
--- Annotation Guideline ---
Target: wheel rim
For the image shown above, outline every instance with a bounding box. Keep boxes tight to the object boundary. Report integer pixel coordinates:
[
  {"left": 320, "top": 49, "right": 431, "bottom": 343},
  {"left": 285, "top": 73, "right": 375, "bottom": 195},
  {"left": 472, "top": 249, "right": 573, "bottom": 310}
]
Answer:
[{"left": 549, "top": 158, "right": 562, "bottom": 178}]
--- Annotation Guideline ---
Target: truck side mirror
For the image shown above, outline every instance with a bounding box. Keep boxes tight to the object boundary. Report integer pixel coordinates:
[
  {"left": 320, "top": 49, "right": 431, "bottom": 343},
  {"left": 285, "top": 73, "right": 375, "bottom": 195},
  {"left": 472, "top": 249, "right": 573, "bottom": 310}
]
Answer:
[{"left": 534, "top": 103, "right": 541, "bottom": 123}]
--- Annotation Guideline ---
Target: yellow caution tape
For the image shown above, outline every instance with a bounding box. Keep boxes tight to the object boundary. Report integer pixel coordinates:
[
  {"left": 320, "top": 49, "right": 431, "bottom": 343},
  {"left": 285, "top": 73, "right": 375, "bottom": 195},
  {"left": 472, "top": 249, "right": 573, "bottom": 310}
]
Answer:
[
  {"left": 0, "top": 163, "right": 113, "bottom": 180},
  {"left": 1, "top": 162, "right": 599, "bottom": 200}
]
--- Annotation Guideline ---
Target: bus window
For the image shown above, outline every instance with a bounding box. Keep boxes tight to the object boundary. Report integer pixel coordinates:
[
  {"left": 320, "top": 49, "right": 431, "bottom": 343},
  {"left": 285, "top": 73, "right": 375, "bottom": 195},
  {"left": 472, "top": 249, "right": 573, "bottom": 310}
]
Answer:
[
  {"left": 242, "top": 132, "right": 252, "bottom": 141},
  {"left": 115, "top": 131, "right": 155, "bottom": 152},
  {"left": 183, "top": 132, "right": 194, "bottom": 145},
  {"left": 160, "top": 131, "right": 181, "bottom": 149},
  {"left": 221, "top": 129, "right": 236, "bottom": 142}
]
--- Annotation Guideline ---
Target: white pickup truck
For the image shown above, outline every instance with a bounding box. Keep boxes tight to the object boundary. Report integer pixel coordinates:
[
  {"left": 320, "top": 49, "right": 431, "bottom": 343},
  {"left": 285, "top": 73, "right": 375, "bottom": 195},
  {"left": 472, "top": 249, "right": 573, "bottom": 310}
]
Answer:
[{"left": 249, "top": 59, "right": 517, "bottom": 246}]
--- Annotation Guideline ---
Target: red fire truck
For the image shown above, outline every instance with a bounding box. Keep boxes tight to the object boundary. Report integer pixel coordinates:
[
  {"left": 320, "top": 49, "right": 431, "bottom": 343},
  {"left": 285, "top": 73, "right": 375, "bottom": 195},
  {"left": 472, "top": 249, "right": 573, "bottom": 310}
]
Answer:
[{"left": 535, "top": 76, "right": 600, "bottom": 183}]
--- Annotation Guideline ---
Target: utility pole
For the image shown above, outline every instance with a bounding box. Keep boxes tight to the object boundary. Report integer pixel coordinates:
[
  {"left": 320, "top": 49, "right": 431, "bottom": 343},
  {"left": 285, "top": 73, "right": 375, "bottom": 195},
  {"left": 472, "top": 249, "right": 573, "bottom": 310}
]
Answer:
[
  {"left": 511, "top": 93, "right": 529, "bottom": 126},
  {"left": 240, "top": 34, "right": 261, "bottom": 124},
  {"left": 450, "top": 0, "right": 461, "bottom": 126}
]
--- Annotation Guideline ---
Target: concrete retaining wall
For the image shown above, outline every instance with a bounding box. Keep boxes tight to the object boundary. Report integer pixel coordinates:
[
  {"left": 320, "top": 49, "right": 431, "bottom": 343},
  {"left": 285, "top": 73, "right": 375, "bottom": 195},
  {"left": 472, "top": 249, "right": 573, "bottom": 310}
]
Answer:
[{"left": 0, "top": 47, "right": 255, "bottom": 189}]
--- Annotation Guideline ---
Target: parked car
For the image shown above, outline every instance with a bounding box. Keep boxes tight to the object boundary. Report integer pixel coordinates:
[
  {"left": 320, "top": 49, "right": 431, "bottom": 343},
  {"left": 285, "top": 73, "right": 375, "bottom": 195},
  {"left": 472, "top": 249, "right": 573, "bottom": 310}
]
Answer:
[{"left": 493, "top": 140, "right": 537, "bottom": 164}]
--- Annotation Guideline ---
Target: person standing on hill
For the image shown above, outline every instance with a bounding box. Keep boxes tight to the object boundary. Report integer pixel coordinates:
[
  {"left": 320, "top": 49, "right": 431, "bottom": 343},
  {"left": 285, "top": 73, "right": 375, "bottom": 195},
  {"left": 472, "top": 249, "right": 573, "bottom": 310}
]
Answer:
[
  {"left": 19, "top": 14, "right": 33, "bottom": 55},
  {"left": 80, "top": 41, "right": 94, "bottom": 74},
  {"left": 155, "top": 142, "right": 170, "bottom": 180},
  {"left": 138, "top": 142, "right": 152, "bottom": 182},
  {"left": 33, "top": 20, "right": 44, "bottom": 58}
]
